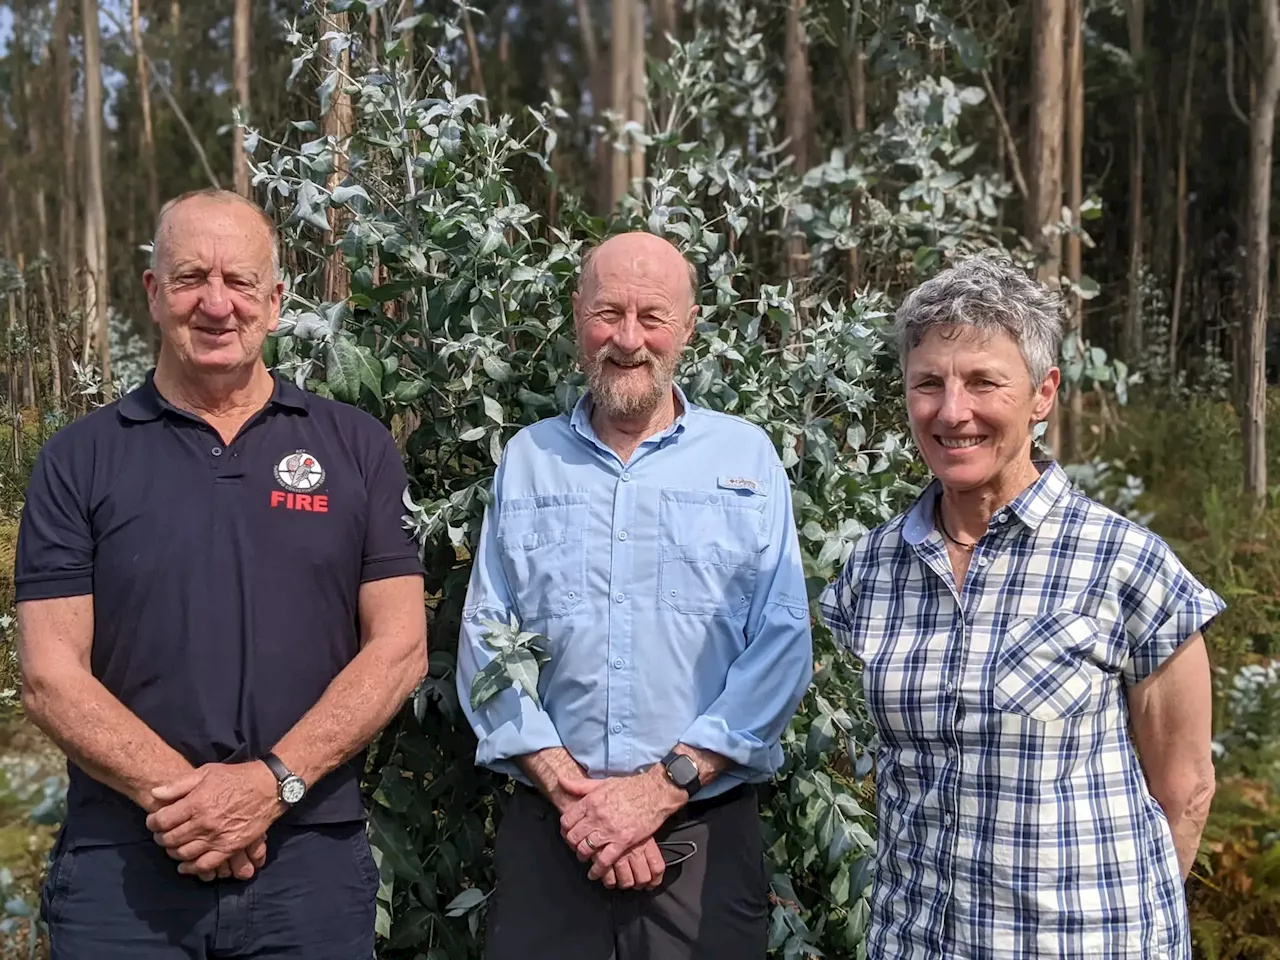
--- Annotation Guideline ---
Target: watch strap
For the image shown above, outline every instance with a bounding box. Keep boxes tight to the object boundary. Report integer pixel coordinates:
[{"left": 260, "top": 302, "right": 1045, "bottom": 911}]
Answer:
[{"left": 262, "top": 752, "right": 292, "bottom": 785}]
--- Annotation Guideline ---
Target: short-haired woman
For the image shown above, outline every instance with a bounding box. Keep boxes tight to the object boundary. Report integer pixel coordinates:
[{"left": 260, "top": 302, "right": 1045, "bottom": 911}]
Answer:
[{"left": 819, "top": 255, "right": 1223, "bottom": 960}]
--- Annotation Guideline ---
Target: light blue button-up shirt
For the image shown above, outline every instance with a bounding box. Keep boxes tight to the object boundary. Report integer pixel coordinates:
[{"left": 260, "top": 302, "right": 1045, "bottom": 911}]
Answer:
[{"left": 456, "top": 385, "right": 813, "bottom": 798}]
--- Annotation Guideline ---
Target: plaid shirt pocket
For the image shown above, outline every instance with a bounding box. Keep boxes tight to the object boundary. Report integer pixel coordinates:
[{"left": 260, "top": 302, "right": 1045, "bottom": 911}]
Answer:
[{"left": 993, "top": 611, "right": 1102, "bottom": 721}]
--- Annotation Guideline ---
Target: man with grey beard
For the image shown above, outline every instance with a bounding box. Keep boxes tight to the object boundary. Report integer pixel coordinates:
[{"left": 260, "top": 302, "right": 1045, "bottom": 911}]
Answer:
[{"left": 456, "top": 231, "right": 813, "bottom": 959}]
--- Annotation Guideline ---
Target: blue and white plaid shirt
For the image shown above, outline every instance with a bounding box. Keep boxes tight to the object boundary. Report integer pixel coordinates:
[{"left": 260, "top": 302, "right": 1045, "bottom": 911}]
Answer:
[{"left": 818, "top": 462, "right": 1225, "bottom": 960}]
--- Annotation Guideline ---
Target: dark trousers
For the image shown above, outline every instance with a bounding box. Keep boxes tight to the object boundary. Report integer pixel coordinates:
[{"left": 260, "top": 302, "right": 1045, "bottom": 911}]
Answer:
[
  {"left": 41, "top": 821, "right": 379, "bottom": 959},
  {"left": 483, "top": 783, "right": 768, "bottom": 960}
]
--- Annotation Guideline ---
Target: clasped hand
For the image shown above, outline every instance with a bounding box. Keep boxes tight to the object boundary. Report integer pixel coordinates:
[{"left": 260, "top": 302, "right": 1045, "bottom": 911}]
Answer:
[
  {"left": 558, "top": 770, "right": 682, "bottom": 891},
  {"left": 144, "top": 761, "right": 282, "bottom": 882}
]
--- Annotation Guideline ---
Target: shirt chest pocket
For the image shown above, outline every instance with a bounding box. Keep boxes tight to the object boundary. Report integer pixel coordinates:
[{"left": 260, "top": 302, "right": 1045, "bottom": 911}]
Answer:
[
  {"left": 497, "top": 495, "right": 588, "bottom": 621},
  {"left": 657, "top": 487, "right": 764, "bottom": 618},
  {"left": 993, "top": 611, "right": 1108, "bottom": 721}
]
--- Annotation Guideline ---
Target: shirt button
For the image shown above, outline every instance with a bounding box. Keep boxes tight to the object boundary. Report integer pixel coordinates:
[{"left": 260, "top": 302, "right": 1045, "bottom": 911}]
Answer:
[
  {"left": 615, "top": 593, "right": 626, "bottom": 603},
  {"left": 944, "top": 813, "right": 953, "bottom": 826},
  {"left": 611, "top": 722, "right": 623, "bottom": 734},
  {"left": 978, "top": 557, "right": 989, "bottom": 567},
  {"left": 621, "top": 472, "right": 632, "bottom": 482},
  {"left": 946, "top": 681, "right": 955, "bottom": 694},
  {"left": 211, "top": 446, "right": 223, "bottom": 457},
  {"left": 708, "top": 495, "right": 720, "bottom": 504},
  {"left": 997, "top": 513, "right": 1009, "bottom": 523},
  {"left": 613, "top": 658, "right": 624, "bottom": 669},
  {"left": 617, "top": 531, "right": 628, "bottom": 541}
]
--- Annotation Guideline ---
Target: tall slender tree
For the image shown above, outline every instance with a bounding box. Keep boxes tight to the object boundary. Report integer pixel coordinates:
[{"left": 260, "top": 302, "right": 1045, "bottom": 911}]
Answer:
[
  {"left": 1124, "top": 0, "right": 1145, "bottom": 358},
  {"left": 1244, "top": 0, "right": 1280, "bottom": 508},
  {"left": 132, "top": 0, "right": 160, "bottom": 223},
  {"left": 320, "top": 7, "right": 354, "bottom": 302},
  {"left": 81, "top": 0, "right": 110, "bottom": 385},
  {"left": 1065, "top": 0, "right": 1085, "bottom": 461},
  {"left": 233, "top": 0, "right": 251, "bottom": 197}
]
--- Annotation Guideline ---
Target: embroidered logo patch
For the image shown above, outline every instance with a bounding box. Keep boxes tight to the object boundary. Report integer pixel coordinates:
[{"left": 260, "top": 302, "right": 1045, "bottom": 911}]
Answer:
[
  {"left": 718, "top": 476, "right": 763, "bottom": 494},
  {"left": 275, "top": 450, "right": 326, "bottom": 492}
]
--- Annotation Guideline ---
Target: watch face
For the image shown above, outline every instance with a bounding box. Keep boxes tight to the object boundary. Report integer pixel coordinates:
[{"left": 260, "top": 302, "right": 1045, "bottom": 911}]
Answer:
[
  {"left": 670, "top": 754, "right": 699, "bottom": 788},
  {"left": 281, "top": 776, "right": 307, "bottom": 805}
]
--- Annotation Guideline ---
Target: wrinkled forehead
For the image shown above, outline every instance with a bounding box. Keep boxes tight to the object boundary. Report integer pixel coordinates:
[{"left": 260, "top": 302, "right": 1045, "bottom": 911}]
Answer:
[{"left": 156, "top": 200, "right": 274, "bottom": 273}]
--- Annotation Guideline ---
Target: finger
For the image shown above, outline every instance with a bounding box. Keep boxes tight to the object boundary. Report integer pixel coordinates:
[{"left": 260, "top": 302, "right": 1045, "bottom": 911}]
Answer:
[
  {"left": 155, "top": 820, "right": 205, "bottom": 850},
  {"left": 574, "top": 838, "right": 594, "bottom": 863},
  {"left": 173, "top": 839, "right": 211, "bottom": 862},
  {"left": 247, "top": 836, "right": 267, "bottom": 868},
  {"left": 227, "top": 851, "right": 256, "bottom": 881},
  {"left": 626, "top": 849, "right": 651, "bottom": 888},
  {"left": 151, "top": 770, "right": 208, "bottom": 805},
  {"left": 559, "top": 776, "right": 606, "bottom": 798},
  {"left": 613, "top": 856, "right": 637, "bottom": 890},
  {"left": 146, "top": 798, "right": 197, "bottom": 835},
  {"left": 215, "top": 863, "right": 232, "bottom": 880},
  {"left": 643, "top": 840, "right": 665, "bottom": 889},
  {"left": 588, "top": 842, "right": 625, "bottom": 881},
  {"left": 563, "top": 818, "right": 601, "bottom": 850},
  {"left": 197, "top": 869, "right": 217, "bottom": 882},
  {"left": 559, "top": 803, "right": 589, "bottom": 836},
  {"left": 602, "top": 867, "right": 619, "bottom": 889},
  {"left": 179, "top": 851, "right": 229, "bottom": 877}
]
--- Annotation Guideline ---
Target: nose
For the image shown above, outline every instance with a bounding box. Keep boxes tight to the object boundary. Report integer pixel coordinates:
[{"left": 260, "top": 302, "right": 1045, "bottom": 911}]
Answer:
[
  {"left": 610, "top": 309, "right": 645, "bottom": 355},
  {"left": 938, "top": 381, "right": 971, "bottom": 427},
  {"left": 197, "top": 277, "right": 234, "bottom": 321}
]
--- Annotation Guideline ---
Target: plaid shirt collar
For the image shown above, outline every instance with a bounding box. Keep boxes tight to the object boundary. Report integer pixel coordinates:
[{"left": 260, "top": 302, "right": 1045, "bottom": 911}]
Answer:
[{"left": 902, "top": 459, "right": 1071, "bottom": 548}]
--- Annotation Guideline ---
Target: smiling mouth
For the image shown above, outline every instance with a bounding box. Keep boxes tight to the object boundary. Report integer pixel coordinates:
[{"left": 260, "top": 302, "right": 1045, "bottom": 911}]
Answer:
[
  {"left": 606, "top": 359, "right": 649, "bottom": 370},
  {"left": 937, "top": 436, "right": 986, "bottom": 449}
]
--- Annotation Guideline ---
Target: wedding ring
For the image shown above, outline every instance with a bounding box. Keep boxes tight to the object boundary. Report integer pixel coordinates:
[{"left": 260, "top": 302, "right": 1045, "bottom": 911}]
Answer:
[{"left": 585, "top": 835, "right": 598, "bottom": 850}]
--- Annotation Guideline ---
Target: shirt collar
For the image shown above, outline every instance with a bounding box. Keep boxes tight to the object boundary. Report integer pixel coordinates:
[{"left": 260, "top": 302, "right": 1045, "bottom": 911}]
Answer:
[
  {"left": 117, "top": 368, "right": 310, "bottom": 422},
  {"left": 569, "top": 382, "right": 693, "bottom": 448},
  {"left": 903, "top": 459, "right": 1071, "bottom": 546}
]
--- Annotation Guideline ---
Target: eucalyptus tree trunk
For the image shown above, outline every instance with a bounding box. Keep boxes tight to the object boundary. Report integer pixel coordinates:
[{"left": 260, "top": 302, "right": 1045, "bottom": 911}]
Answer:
[
  {"left": 319, "top": 9, "right": 354, "bottom": 303},
  {"left": 1028, "top": 0, "right": 1065, "bottom": 454},
  {"left": 132, "top": 0, "right": 160, "bottom": 221},
  {"left": 233, "top": 0, "right": 251, "bottom": 197},
  {"left": 81, "top": 0, "right": 110, "bottom": 386},
  {"left": 1170, "top": 0, "right": 1204, "bottom": 383},
  {"left": 784, "top": 0, "right": 813, "bottom": 294},
  {"left": 1124, "top": 0, "right": 1144, "bottom": 358},
  {"left": 1065, "top": 0, "right": 1085, "bottom": 461},
  {"left": 1244, "top": 0, "right": 1280, "bottom": 509},
  {"left": 608, "top": 0, "right": 645, "bottom": 208},
  {"left": 54, "top": 0, "right": 77, "bottom": 319}
]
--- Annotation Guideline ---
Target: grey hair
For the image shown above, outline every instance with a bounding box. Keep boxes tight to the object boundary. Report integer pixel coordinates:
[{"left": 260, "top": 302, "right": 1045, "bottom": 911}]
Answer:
[
  {"left": 893, "top": 253, "right": 1066, "bottom": 385},
  {"left": 578, "top": 235, "right": 699, "bottom": 306},
  {"left": 149, "top": 188, "right": 282, "bottom": 280}
]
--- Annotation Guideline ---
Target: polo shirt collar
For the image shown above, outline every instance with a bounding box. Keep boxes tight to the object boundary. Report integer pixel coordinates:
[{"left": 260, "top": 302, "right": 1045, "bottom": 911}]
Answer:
[
  {"left": 903, "top": 458, "right": 1070, "bottom": 546},
  {"left": 118, "top": 369, "right": 310, "bottom": 423},
  {"left": 569, "top": 382, "right": 693, "bottom": 448}
]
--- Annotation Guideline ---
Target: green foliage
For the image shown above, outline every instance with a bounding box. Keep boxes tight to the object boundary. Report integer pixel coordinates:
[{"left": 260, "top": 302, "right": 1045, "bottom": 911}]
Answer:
[{"left": 243, "top": 4, "right": 1014, "bottom": 956}]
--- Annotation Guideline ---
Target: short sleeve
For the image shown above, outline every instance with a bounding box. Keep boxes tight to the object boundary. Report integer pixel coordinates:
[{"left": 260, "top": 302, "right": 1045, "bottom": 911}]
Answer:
[
  {"left": 818, "top": 556, "right": 864, "bottom": 657},
  {"left": 360, "top": 428, "right": 424, "bottom": 584},
  {"left": 1119, "top": 530, "right": 1226, "bottom": 687},
  {"left": 15, "top": 441, "right": 95, "bottom": 601}
]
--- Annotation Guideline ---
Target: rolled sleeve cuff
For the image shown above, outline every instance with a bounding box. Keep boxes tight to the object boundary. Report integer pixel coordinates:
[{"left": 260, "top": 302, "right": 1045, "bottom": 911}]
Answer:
[
  {"left": 1124, "top": 587, "right": 1227, "bottom": 686},
  {"left": 15, "top": 573, "right": 94, "bottom": 602},
  {"left": 679, "top": 716, "right": 780, "bottom": 778},
  {"left": 360, "top": 555, "right": 425, "bottom": 583}
]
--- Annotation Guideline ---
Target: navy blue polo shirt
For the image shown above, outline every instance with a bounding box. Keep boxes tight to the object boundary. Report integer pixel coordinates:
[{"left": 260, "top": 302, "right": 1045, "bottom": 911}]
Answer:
[{"left": 14, "top": 371, "right": 424, "bottom": 844}]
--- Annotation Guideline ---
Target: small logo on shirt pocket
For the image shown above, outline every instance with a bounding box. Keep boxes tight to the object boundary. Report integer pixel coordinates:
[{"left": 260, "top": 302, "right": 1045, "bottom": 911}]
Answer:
[{"left": 718, "top": 476, "right": 763, "bottom": 494}]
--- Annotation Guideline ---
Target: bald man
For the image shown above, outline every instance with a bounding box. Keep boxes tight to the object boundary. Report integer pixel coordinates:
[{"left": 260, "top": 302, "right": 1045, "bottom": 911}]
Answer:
[
  {"left": 457, "top": 232, "right": 813, "bottom": 959},
  {"left": 15, "top": 188, "right": 427, "bottom": 958}
]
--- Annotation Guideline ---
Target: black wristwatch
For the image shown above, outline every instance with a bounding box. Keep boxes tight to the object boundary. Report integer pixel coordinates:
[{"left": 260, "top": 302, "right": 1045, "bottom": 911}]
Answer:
[
  {"left": 262, "top": 752, "right": 307, "bottom": 806},
  {"left": 661, "top": 750, "right": 702, "bottom": 798}
]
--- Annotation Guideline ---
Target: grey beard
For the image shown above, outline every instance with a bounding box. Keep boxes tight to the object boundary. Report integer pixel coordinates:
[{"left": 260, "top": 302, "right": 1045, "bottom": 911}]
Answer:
[{"left": 584, "top": 352, "right": 675, "bottom": 419}]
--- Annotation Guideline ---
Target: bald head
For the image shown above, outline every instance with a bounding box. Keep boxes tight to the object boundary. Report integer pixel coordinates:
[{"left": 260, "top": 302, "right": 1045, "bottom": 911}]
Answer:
[
  {"left": 578, "top": 232, "right": 698, "bottom": 310},
  {"left": 150, "top": 189, "right": 280, "bottom": 279}
]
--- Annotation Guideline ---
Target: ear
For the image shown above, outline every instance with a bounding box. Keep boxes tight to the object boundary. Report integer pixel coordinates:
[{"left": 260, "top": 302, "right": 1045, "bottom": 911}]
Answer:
[
  {"left": 1031, "top": 367, "right": 1060, "bottom": 424},
  {"left": 267, "top": 279, "right": 285, "bottom": 333},
  {"left": 681, "top": 304, "right": 699, "bottom": 346}
]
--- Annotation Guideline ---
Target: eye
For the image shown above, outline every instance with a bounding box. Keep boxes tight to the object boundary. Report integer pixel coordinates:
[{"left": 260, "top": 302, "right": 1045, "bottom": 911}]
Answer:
[{"left": 912, "top": 377, "right": 942, "bottom": 391}]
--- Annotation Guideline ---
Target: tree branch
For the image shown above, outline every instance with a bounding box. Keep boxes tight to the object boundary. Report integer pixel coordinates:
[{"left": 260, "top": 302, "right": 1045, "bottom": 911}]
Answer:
[
  {"left": 99, "top": 5, "right": 221, "bottom": 190},
  {"left": 979, "top": 67, "right": 1028, "bottom": 199},
  {"left": 1225, "top": 3, "right": 1251, "bottom": 127}
]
